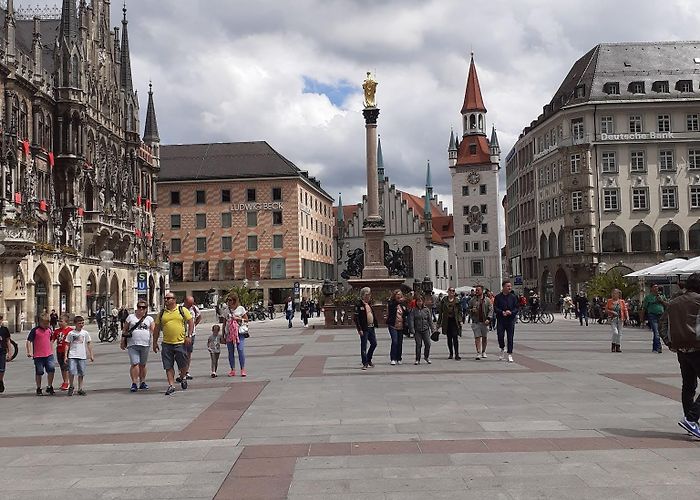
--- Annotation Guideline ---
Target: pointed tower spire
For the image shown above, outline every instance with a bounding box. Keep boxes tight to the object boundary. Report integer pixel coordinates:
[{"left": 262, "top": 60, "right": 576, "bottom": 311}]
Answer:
[
  {"left": 5, "top": 0, "right": 16, "bottom": 62},
  {"left": 377, "top": 135, "right": 385, "bottom": 183},
  {"left": 455, "top": 54, "right": 491, "bottom": 166},
  {"left": 143, "top": 82, "right": 160, "bottom": 144},
  {"left": 448, "top": 129, "right": 456, "bottom": 151},
  {"left": 337, "top": 193, "right": 344, "bottom": 223},
  {"left": 424, "top": 161, "right": 433, "bottom": 217},
  {"left": 490, "top": 125, "right": 500, "bottom": 150},
  {"left": 120, "top": 3, "right": 133, "bottom": 92},
  {"left": 461, "top": 53, "right": 486, "bottom": 114},
  {"left": 448, "top": 128, "right": 457, "bottom": 167},
  {"left": 60, "top": 0, "right": 78, "bottom": 42}
]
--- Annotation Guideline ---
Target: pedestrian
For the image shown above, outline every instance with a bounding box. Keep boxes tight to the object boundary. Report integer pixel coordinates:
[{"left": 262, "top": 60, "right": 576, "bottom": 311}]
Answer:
[
  {"left": 606, "top": 289, "right": 628, "bottom": 353},
  {"left": 65, "top": 316, "right": 93, "bottom": 396},
  {"left": 486, "top": 289, "right": 497, "bottom": 331},
  {"left": 207, "top": 324, "right": 222, "bottom": 378},
  {"left": 460, "top": 292, "right": 469, "bottom": 324},
  {"left": 409, "top": 294, "right": 432, "bottom": 364},
  {"left": 51, "top": 314, "right": 72, "bottom": 391},
  {"left": 49, "top": 309, "right": 58, "bottom": 330},
  {"left": 285, "top": 296, "right": 294, "bottom": 328},
  {"left": 0, "top": 316, "right": 11, "bottom": 393},
  {"left": 386, "top": 289, "right": 407, "bottom": 365},
  {"left": 300, "top": 298, "right": 310, "bottom": 328},
  {"left": 438, "top": 287, "right": 462, "bottom": 360},
  {"left": 121, "top": 299, "right": 154, "bottom": 392},
  {"left": 494, "top": 280, "right": 519, "bottom": 363},
  {"left": 316, "top": 299, "right": 321, "bottom": 317},
  {"left": 26, "top": 313, "right": 55, "bottom": 396},
  {"left": 575, "top": 291, "right": 589, "bottom": 326},
  {"left": 642, "top": 283, "right": 668, "bottom": 353},
  {"left": 118, "top": 307, "right": 129, "bottom": 329},
  {"left": 563, "top": 295, "right": 574, "bottom": 319},
  {"left": 308, "top": 299, "right": 315, "bottom": 318},
  {"left": 154, "top": 292, "right": 194, "bottom": 395},
  {"left": 182, "top": 296, "right": 202, "bottom": 381},
  {"left": 469, "top": 285, "right": 493, "bottom": 359},
  {"left": 659, "top": 272, "right": 700, "bottom": 439},
  {"left": 96, "top": 306, "right": 104, "bottom": 331},
  {"left": 354, "top": 287, "right": 378, "bottom": 370},
  {"left": 19, "top": 311, "right": 25, "bottom": 333},
  {"left": 221, "top": 293, "right": 248, "bottom": 377}
]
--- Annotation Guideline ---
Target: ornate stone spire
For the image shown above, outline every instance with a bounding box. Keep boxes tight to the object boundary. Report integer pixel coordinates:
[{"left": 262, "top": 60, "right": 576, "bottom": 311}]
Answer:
[
  {"left": 59, "top": 0, "right": 78, "bottom": 42},
  {"left": 143, "top": 82, "right": 160, "bottom": 144},
  {"left": 120, "top": 3, "right": 133, "bottom": 92}
]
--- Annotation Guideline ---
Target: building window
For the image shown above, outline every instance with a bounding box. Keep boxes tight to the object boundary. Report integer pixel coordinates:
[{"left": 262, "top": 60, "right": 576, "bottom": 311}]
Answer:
[
  {"left": 272, "top": 187, "right": 282, "bottom": 201},
  {"left": 221, "top": 212, "right": 232, "bottom": 228},
  {"left": 653, "top": 80, "right": 670, "bottom": 93},
  {"left": 483, "top": 241, "right": 490, "bottom": 252},
  {"left": 196, "top": 213, "right": 207, "bottom": 229},
  {"left": 629, "top": 81, "right": 645, "bottom": 94},
  {"left": 196, "top": 237, "right": 207, "bottom": 253},
  {"left": 632, "top": 187, "right": 649, "bottom": 211},
  {"left": 677, "top": 80, "right": 693, "bottom": 93},
  {"left": 462, "top": 186, "right": 469, "bottom": 196},
  {"left": 481, "top": 223, "right": 488, "bottom": 233},
  {"left": 687, "top": 114, "right": 699, "bottom": 132},
  {"left": 571, "top": 118, "right": 584, "bottom": 141},
  {"left": 480, "top": 204, "right": 487, "bottom": 214},
  {"left": 219, "top": 260, "right": 235, "bottom": 280},
  {"left": 571, "top": 191, "right": 583, "bottom": 211},
  {"left": 570, "top": 153, "right": 581, "bottom": 173},
  {"left": 170, "top": 214, "right": 181, "bottom": 229},
  {"left": 629, "top": 115, "right": 642, "bottom": 133},
  {"left": 688, "top": 149, "right": 700, "bottom": 170},
  {"left": 657, "top": 114, "right": 671, "bottom": 133},
  {"left": 630, "top": 150, "right": 646, "bottom": 172},
  {"left": 463, "top": 242, "right": 470, "bottom": 252},
  {"left": 603, "top": 82, "right": 620, "bottom": 95},
  {"left": 170, "top": 262, "right": 183, "bottom": 282},
  {"left": 193, "top": 261, "right": 209, "bottom": 281},
  {"left": 462, "top": 205, "right": 470, "bottom": 216},
  {"left": 479, "top": 185, "right": 487, "bottom": 195},
  {"left": 690, "top": 186, "right": 700, "bottom": 209},
  {"left": 553, "top": 197, "right": 559, "bottom": 217},
  {"left": 573, "top": 229, "right": 585, "bottom": 253},
  {"left": 221, "top": 189, "right": 231, "bottom": 203},
  {"left": 270, "top": 258, "right": 286, "bottom": 279},
  {"left": 247, "top": 235, "right": 258, "bottom": 251},
  {"left": 221, "top": 236, "right": 232, "bottom": 252},
  {"left": 471, "top": 259, "right": 484, "bottom": 276},
  {"left": 170, "top": 238, "right": 181, "bottom": 254},
  {"left": 196, "top": 190, "right": 206, "bottom": 204},
  {"left": 246, "top": 211, "right": 257, "bottom": 227},
  {"left": 463, "top": 224, "right": 470, "bottom": 235},
  {"left": 602, "top": 188, "right": 620, "bottom": 211},
  {"left": 574, "top": 85, "right": 585, "bottom": 98},
  {"left": 600, "top": 116, "right": 614, "bottom": 134},
  {"left": 170, "top": 191, "right": 180, "bottom": 205},
  {"left": 659, "top": 150, "right": 675, "bottom": 171},
  {"left": 473, "top": 241, "right": 480, "bottom": 252},
  {"left": 272, "top": 211, "right": 283, "bottom": 225},
  {"left": 469, "top": 144, "right": 477, "bottom": 154},
  {"left": 601, "top": 151, "right": 617, "bottom": 173},
  {"left": 247, "top": 188, "right": 256, "bottom": 202},
  {"left": 661, "top": 186, "right": 678, "bottom": 210},
  {"left": 273, "top": 234, "right": 284, "bottom": 249}
]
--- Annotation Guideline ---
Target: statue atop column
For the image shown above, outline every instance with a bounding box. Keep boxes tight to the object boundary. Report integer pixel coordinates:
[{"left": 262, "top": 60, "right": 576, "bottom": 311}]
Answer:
[{"left": 362, "top": 72, "right": 378, "bottom": 108}]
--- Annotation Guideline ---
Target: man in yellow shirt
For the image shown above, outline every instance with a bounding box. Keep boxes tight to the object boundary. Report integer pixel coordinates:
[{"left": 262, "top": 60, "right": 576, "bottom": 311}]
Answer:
[{"left": 153, "top": 293, "right": 194, "bottom": 395}]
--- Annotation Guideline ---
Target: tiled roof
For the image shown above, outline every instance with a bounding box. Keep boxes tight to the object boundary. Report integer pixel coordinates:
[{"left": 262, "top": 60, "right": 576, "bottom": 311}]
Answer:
[
  {"left": 461, "top": 56, "right": 487, "bottom": 113},
  {"left": 455, "top": 135, "right": 492, "bottom": 166}
]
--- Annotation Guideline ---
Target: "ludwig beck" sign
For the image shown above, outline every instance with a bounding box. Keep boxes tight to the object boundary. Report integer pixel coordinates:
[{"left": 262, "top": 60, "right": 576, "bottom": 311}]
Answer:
[{"left": 231, "top": 202, "right": 284, "bottom": 211}]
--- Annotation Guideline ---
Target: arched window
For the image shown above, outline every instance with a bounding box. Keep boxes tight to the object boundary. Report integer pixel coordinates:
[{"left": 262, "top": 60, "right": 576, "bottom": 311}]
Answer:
[
  {"left": 19, "top": 101, "right": 28, "bottom": 139},
  {"left": 558, "top": 228, "right": 565, "bottom": 256},
  {"left": 435, "top": 259, "right": 439, "bottom": 277},
  {"left": 540, "top": 233, "right": 548, "bottom": 259},
  {"left": 631, "top": 223, "right": 655, "bottom": 252},
  {"left": 36, "top": 111, "right": 44, "bottom": 147},
  {"left": 443, "top": 261, "right": 447, "bottom": 277},
  {"left": 548, "top": 232, "right": 557, "bottom": 258},
  {"left": 478, "top": 114, "right": 484, "bottom": 131},
  {"left": 660, "top": 223, "right": 683, "bottom": 252},
  {"left": 9, "top": 96, "right": 18, "bottom": 131},
  {"left": 469, "top": 114, "right": 476, "bottom": 129},
  {"left": 402, "top": 246, "right": 414, "bottom": 277},
  {"left": 71, "top": 55, "right": 79, "bottom": 87},
  {"left": 44, "top": 114, "right": 52, "bottom": 150},
  {"left": 602, "top": 225, "right": 626, "bottom": 253},
  {"left": 689, "top": 222, "right": 700, "bottom": 250}
]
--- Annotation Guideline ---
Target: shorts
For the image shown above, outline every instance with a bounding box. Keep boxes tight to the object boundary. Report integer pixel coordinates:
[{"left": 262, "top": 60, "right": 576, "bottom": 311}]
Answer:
[
  {"left": 56, "top": 349, "right": 68, "bottom": 372},
  {"left": 471, "top": 323, "right": 489, "bottom": 338},
  {"left": 68, "top": 358, "right": 87, "bottom": 376},
  {"left": 184, "top": 335, "right": 195, "bottom": 354},
  {"left": 161, "top": 343, "right": 187, "bottom": 371},
  {"left": 0, "top": 349, "right": 6, "bottom": 373},
  {"left": 128, "top": 345, "right": 150, "bottom": 365},
  {"left": 33, "top": 355, "right": 56, "bottom": 376}
]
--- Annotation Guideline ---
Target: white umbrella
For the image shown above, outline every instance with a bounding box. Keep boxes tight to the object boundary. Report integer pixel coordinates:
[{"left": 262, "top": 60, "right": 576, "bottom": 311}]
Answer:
[
  {"left": 674, "top": 256, "right": 700, "bottom": 275},
  {"left": 625, "top": 258, "right": 688, "bottom": 277},
  {"left": 455, "top": 285, "right": 475, "bottom": 294}
]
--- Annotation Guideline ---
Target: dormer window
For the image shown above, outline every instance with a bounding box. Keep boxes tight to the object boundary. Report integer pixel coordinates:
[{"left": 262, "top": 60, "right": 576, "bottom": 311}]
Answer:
[
  {"left": 677, "top": 80, "right": 693, "bottom": 93},
  {"left": 603, "top": 82, "right": 620, "bottom": 95},
  {"left": 629, "top": 81, "right": 645, "bottom": 94},
  {"left": 469, "top": 143, "right": 477, "bottom": 155},
  {"left": 574, "top": 85, "right": 585, "bottom": 98},
  {"left": 652, "top": 80, "right": 670, "bottom": 93}
]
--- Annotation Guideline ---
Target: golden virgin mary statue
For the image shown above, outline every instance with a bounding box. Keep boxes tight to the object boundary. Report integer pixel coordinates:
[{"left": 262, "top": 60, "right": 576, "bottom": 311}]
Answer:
[{"left": 362, "top": 72, "right": 378, "bottom": 108}]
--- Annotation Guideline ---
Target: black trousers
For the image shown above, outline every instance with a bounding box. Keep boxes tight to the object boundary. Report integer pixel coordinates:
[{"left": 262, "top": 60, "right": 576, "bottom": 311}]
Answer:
[
  {"left": 678, "top": 351, "right": 700, "bottom": 422},
  {"left": 446, "top": 318, "right": 459, "bottom": 356}
]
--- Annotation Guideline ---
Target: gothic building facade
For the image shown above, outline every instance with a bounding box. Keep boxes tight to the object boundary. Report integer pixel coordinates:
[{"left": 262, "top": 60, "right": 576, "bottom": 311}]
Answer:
[{"left": 0, "top": 0, "right": 164, "bottom": 330}]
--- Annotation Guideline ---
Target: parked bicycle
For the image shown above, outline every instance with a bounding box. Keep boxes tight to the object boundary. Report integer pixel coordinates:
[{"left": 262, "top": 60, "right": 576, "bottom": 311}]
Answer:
[
  {"left": 517, "top": 305, "right": 555, "bottom": 324},
  {"left": 98, "top": 317, "right": 119, "bottom": 342}
]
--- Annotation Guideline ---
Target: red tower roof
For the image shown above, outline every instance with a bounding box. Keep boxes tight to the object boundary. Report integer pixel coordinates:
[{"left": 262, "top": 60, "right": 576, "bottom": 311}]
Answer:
[{"left": 461, "top": 55, "right": 487, "bottom": 114}]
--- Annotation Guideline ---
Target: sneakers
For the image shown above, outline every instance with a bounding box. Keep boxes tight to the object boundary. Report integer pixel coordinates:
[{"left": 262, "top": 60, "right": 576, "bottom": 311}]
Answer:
[
  {"left": 175, "top": 377, "right": 182, "bottom": 383},
  {"left": 390, "top": 360, "right": 397, "bottom": 366},
  {"left": 130, "top": 383, "right": 138, "bottom": 393},
  {"left": 180, "top": 379, "right": 188, "bottom": 390},
  {"left": 60, "top": 382, "right": 69, "bottom": 391},
  {"left": 241, "top": 368, "right": 247, "bottom": 377},
  {"left": 475, "top": 353, "right": 481, "bottom": 360},
  {"left": 368, "top": 361, "right": 375, "bottom": 368},
  {"left": 362, "top": 365, "right": 368, "bottom": 370},
  {"left": 425, "top": 358, "right": 431, "bottom": 364},
  {"left": 228, "top": 370, "right": 236, "bottom": 377},
  {"left": 397, "top": 360, "right": 402, "bottom": 365},
  {"left": 67, "top": 386, "right": 74, "bottom": 396},
  {"left": 211, "top": 373, "right": 216, "bottom": 378},
  {"left": 165, "top": 385, "right": 175, "bottom": 396},
  {"left": 678, "top": 418, "right": 700, "bottom": 439},
  {"left": 77, "top": 389, "right": 86, "bottom": 396},
  {"left": 46, "top": 386, "right": 55, "bottom": 395},
  {"left": 448, "top": 354, "right": 453, "bottom": 359},
  {"left": 481, "top": 352, "right": 487, "bottom": 359},
  {"left": 186, "top": 373, "right": 193, "bottom": 380},
  {"left": 455, "top": 355, "right": 461, "bottom": 361},
  {"left": 498, "top": 349, "right": 505, "bottom": 361},
  {"left": 414, "top": 360, "right": 420, "bottom": 365},
  {"left": 0, "top": 380, "right": 4, "bottom": 393},
  {"left": 508, "top": 354, "right": 514, "bottom": 363},
  {"left": 139, "top": 382, "right": 149, "bottom": 390}
]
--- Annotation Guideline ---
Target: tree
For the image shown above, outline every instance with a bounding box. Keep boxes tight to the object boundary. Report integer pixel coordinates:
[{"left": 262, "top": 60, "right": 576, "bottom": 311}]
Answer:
[
  {"left": 220, "top": 285, "right": 262, "bottom": 309},
  {"left": 586, "top": 270, "right": 639, "bottom": 299}
]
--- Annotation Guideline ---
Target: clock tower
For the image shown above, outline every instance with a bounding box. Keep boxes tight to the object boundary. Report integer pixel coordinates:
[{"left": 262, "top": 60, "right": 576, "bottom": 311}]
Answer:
[{"left": 449, "top": 54, "right": 502, "bottom": 291}]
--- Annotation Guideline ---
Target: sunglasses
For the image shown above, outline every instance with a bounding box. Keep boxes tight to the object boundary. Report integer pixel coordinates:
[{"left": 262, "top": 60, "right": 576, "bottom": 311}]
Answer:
[{"left": 137, "top": 305, "right": 147, "bottom": 309}]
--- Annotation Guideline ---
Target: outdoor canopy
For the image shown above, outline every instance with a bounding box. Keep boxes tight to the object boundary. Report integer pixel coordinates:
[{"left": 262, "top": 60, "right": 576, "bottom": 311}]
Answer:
[{"left": 624, "top": 258, "right": 689, "bottom": 278}]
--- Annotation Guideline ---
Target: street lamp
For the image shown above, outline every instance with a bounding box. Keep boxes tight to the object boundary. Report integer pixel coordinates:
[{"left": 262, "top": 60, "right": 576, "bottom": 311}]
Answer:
[{"left": 598, "top": 262, "right": 608, "bottom": 275}]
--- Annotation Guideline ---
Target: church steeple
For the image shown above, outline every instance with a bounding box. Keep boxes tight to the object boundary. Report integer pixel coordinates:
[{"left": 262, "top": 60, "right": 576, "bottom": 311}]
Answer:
[
  {"left": 490, "top": 125, "right": 501, "bottom": 163},
  {"left": 337, "top": 193, "right": 344, "bottom": 223},
  {"left": 60, "top": 0, "right": 78, "bottom": 42},
  {"left": 455, "top": 54, "right": 492, "bottom": 167},
  {"left": 377, "top": 136, "right": 385, "bottom": 183},
  {"left": 448, "top": 128, "right": 457, "bottom": 167},
  {"left": 120, "top": 4, "right": 133, "bottom": 92},
  {"left": 424, "top": 161, "right": 433, "bottom": 217},
  {"left": 143, "top": 82, "right": 160, "bottom": 144}
]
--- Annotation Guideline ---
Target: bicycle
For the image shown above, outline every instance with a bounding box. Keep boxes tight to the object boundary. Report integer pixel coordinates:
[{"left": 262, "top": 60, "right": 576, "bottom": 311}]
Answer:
[
  {"left": 98, "top": 319, "right": 119, "bottom": 342},
  {"left": 7, "top": 338, "right": 18, "bottom": 361}
]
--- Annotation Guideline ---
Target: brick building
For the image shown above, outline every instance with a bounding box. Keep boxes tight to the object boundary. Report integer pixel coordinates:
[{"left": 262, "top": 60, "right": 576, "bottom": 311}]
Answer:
[{"left": 156, "top": 141, "right": 334, "bottom": 305}]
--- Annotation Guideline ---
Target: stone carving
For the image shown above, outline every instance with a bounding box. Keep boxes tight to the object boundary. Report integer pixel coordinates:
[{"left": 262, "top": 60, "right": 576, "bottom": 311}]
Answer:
[
  {"left": 341, "top": 248, "right": 364, "bottom": 280},
  {"left": 65, "top": 215, "right": 77, "bottom": 247},
  {"left": 25, "top": 160, "right": 37, "bottom": 203}
]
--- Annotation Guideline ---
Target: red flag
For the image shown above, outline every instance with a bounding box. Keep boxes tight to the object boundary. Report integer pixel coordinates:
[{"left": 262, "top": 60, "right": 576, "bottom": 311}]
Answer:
[
  {"left": 14, "top": 192, "right": 21, "bottom": 204},
  {"left": 137, "top": 195, "right": 141, "bottom": 206},
  {"left": 21, "top": 140, "right": 29, "bottom": 157},
  {"left": 39, "top": 199, "right": 47, "bottom": 211},
  {"left": 145, "top": 199, "right": 151, "bottom": 211},
  {"left": 48, "top": 151, "right": 54, "bottom": 168}
]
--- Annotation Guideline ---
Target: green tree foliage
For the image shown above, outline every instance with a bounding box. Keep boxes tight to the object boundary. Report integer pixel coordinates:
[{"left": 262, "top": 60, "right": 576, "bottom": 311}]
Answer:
[
  {"left": 586, "top": 270, "right": 639, "bottom": 299},
  {"left": 220, "top": 285, "right": 262, "bottom": 309}
]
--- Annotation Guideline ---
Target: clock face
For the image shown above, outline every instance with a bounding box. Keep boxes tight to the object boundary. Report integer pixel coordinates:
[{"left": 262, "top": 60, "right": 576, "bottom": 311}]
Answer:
[{"left": 468, "top": 170, "right": 480, "bottom": 185}]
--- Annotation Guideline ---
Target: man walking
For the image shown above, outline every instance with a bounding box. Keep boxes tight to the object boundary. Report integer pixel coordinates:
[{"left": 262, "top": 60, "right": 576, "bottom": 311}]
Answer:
[
  {"left": 469, "top": 285, "right": 493, "bottom": 359},
  {"left": 494, "top": 280, "right": 519, "bottom": 363},
  {"left": 660, "top": 273, "right": 700, "bottom": 439},
  {"left": 154, "top": 293, "right": 194, "bottom": 395},
  {"left": 642, "top": 284, "right": 668, "bottom": 353},
  {"left": 575, "top": 291, "right": 589, "bottom": 326},
  {"left": 182, "top": 296, "right": 202, "bottom": 381}
]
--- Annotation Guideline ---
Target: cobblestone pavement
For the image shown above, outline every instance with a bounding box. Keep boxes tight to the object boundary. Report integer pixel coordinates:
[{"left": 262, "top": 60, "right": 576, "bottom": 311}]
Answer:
[{"left": 0, "top": 314, "right": 697, "bottom": 499}]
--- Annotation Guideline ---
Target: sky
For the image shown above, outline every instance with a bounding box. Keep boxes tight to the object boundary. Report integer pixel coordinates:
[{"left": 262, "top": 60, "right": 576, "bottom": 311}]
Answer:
[{"left": 18, "top": 0, "right": 700, "bottom": 241}]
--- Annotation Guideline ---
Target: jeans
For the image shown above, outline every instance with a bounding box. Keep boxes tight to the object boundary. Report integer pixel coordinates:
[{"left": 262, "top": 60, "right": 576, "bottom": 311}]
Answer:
[
  {"left": 227, "top": 339, "right": 245, "bottom": 369},
  {"left": 497, "top": 319, "right": 515, "bottom": 354},
  {"left": 388, "top": 326, "right": 403, "bottom": 361},
  {"left": 446, "top": 318, "right": 460, "bottom": 357},
  {"left": 610, "top": 318, "right": 623, "bottom": 345},
  {"left": 286, "top": 310, "right": 293, "bottom": 328},
  {"left": 579, "top": 307, "right": 588, "bottom": 326},
  {"left": 677, "top": 351, "right": 700, "bottom": 422},
  {"left": 648, "top": 313, "right": 661, "bottom": 351},
  {"left": 360, "top": 327, "right": 377, "bottom": 367},
  {"left": 414, "top": 330, "right": 431, "bottom": 360}
]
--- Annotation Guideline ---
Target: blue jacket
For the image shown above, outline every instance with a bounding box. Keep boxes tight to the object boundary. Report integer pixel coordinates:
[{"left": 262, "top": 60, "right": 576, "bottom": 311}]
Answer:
[{"left": 494, "top": 292, "right": 519, "bottom": 322}]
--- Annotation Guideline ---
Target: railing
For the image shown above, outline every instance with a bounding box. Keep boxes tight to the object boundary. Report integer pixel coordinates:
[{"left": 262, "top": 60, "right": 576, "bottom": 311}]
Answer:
[
  {"left": 1, "top": 226, "right": 37, "bottom": 243},
  {"left": 82, "top": 211, "right": 135, "bottom": 232}
]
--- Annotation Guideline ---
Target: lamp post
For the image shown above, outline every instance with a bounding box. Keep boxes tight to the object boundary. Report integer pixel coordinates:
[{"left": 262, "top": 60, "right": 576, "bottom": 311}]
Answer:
[
  {"left": 598, "top": 262, "right": 608, "bottom": 275},
  {"left": 160, "top": 260, "right": 170, "bottom": 310}
]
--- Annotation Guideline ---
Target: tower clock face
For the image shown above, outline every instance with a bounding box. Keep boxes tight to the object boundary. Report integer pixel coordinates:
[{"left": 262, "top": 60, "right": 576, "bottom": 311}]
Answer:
[{"left": 468, "top": 170, "right": 480, "bottom": 185}]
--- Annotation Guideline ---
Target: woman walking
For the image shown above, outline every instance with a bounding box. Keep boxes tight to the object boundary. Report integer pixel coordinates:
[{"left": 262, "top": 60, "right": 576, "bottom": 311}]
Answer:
[
  {"left": 353, "top": 287, "right": 378, "bottom": 370},
  {"left": 606, "top": 289, "right": 629, "bottom": 352},
  {"left": 386, "top": 290, "right": 407, "bottom": 365},
  {"left": 438, "top": 287, "right": 463, "bottom": 360},
  {"left": 222, "top": 293, "right": 248, "bottom": 377},
  {"left": 121, "top": 300, "right": 154, "bottom": 392},
  {"left": 409, "top": 294, "right": 433, "bottom": 364}
]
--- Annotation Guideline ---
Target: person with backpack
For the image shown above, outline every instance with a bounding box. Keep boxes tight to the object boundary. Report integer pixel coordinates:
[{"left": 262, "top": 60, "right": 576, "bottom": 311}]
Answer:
[
  {"left": 121, "top": 299, "right": 155, "bottom": 392},
  {"left": 153, "top": 293, "right": 194, "bottom": 396}
]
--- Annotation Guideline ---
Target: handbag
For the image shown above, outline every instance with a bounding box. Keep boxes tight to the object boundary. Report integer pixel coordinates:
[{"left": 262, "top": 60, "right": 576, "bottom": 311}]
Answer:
[
  {"left": 430, "top": 330, "right": 440, "bottom": 342},
  {"left": 122, "top": 315, "right": 146, "bottom": 339},
  {"left": 239, "top": 322, "right": 250, "bottom": 338}
]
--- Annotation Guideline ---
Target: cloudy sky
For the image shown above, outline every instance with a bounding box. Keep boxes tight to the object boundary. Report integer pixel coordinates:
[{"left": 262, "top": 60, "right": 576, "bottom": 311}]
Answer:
[{"left": 21, "top": 0, "right": 700, "bottom": 225}]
